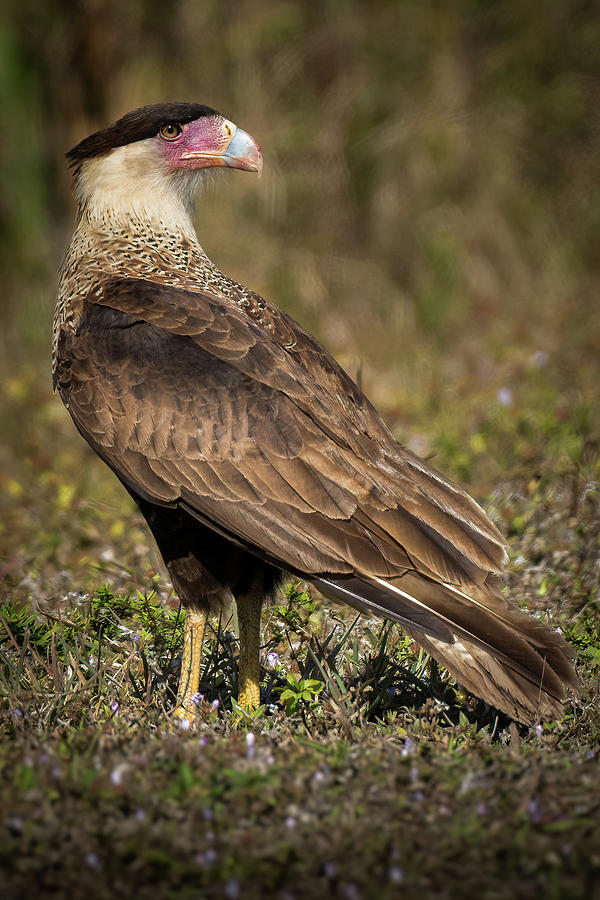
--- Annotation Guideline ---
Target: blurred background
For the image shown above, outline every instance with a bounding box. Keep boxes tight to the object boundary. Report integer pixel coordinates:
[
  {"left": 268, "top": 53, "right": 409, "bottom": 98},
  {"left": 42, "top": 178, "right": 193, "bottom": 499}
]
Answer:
[{"left": 1, "top": 0, "right": 599, "bottom": 602}]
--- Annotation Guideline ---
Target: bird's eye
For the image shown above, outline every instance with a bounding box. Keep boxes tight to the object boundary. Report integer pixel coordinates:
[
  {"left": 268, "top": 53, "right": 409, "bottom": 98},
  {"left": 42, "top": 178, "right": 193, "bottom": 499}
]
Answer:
[{"left": 159, "top": 123, "right": 182, "bottom": 141}]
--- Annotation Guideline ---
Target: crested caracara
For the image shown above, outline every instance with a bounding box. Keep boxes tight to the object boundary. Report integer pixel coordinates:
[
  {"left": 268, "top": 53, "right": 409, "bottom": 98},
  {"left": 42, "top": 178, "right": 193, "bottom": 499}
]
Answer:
[{"left": 53, "top": 103, "right": 577, "bottom": 723}]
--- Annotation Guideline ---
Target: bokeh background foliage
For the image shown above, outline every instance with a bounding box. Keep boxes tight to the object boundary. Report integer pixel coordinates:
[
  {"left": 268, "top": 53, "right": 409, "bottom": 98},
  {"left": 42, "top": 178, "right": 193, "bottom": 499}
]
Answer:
[
  {"left": 3, "top": 0, "right": 600, "bottom": 372},
  {"left": 2, "top": 3, "right": 600, "bottom": 898}
]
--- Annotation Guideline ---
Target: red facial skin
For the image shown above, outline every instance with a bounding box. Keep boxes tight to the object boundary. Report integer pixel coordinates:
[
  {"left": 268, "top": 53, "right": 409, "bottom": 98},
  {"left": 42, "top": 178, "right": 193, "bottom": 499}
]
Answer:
[{"left": 157, "top": 115, "right": 262, "bottom": 174}]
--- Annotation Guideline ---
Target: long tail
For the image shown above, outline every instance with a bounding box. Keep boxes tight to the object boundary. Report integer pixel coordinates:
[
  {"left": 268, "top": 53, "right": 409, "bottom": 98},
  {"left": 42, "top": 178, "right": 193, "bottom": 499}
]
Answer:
[{"left": 313, "top": 571, "right": 578, "bottom": 724}]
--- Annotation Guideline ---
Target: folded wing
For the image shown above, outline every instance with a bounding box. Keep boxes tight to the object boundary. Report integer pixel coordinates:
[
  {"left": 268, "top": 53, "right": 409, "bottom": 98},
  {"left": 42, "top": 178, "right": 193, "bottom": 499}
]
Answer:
[{"left": 54, "top": 277, "right": 577, "bottom": 722}]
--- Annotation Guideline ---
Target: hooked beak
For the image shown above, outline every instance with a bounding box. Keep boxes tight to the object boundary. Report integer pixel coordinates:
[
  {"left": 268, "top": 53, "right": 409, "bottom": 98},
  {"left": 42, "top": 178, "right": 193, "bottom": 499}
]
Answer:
[
  {"left": 219, "top": 126, "right": 263, "bottom": 175},
  {"left": 180, "top": 120, "right": 263, "bottom": 175}
]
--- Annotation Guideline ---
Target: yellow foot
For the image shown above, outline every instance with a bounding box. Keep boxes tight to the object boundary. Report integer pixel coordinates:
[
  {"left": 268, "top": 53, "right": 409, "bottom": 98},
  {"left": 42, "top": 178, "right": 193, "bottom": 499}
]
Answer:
[
  {"left": 169, "top": 702, "right": 198, "bottom": 731},
  {"left": 236, "top": 580, "right": 263, "bottom": 714},
  {"left": 169, "top": 693, "right": 220, "bottom": 730},
  {"left": 238, "top": 679, "right": 261, "bottom": 712},
  {"left": 170, "top": 606, "right": 208, "bottom": 730}
]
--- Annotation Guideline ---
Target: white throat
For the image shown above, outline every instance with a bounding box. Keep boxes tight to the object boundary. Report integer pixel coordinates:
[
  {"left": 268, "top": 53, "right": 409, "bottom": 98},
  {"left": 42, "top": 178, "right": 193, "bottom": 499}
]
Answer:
[{"left": 74, "top": 141, "right": 204, "bottom": 241}]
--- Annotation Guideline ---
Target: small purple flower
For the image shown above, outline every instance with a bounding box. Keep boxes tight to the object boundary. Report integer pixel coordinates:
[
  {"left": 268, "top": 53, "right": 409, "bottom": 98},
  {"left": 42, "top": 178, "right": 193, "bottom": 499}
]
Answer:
[
  {"left": 285, "top": 816, "right": 296, "bottom": 830},
  {"left": 7, "top": 816, "right": 23, "bottom": 836},
  {"left": 203, "top": 807, "right": 214, "bottom": 822},
  {"left": 191, "top": 692, "right": 204, "bottom": 707},
  {"left": 246, "top": 733, "right": 255, "bottom": 758},
  {"left": 211, "top": 698, "right": 220, "bottom": 711},
  {"left": 131, "top": 632, "right": 141, "bottom": 646},
  {"left": 110, "top": 700, "right": 119, "bottom": 715},
  {"left": 535, "top": 724, "right": 543, "bottom": 738},
  {"left": 323, "top": 862, "right": 337, "bottom": 880},
  {"left": 401, "top": 738, "right": 415, "bottom": 757},
  {"left": 531, "top": 350, "right": 549, "bottom": 369},
  {"left": 343, "top": 884, "right": 360, "bottom": 900},
  {"left": 224, "top": 879, "right": 240, "bottom": 898},
  {"left": 179, "top": 717, "right": 191, "bottom": 731},
  {"left": 476, "top": 802, "right": 488, "bottom": 817},
  {"left": 85, "top": 852, "right": 101, "bottom": 870},
  {"left": 267, "top": 651, "right": 279, "bottom": 667},
  {"left": 12, "top": 708, "right": 24, "bottom": 719},
  {"left": 199, "top": 735, "right": 208, "bottom": 748},
  {"left": 527, "top": 798, "right": 543, "bottom": 824},
  {"left": 134, "top": 808, "right": 145, "bottom": 820},
  {"left": 554, "top": 626, "right": 563, "bottom": 635},
  {"left": 412, "top": 790, "right": 425, "bottom": 804}
]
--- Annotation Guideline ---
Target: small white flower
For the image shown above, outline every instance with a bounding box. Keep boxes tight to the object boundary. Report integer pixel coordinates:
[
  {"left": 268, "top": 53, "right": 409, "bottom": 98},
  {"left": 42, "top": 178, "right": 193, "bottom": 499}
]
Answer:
[
  {"left": 389, "top": 866, "right": 404, "bottom": 884},
  {"left": 110, "top": 764, "right": 127, "bottom": 786},
  {"left": 496, "top": 387, "right": 513, "bottom": 408}
]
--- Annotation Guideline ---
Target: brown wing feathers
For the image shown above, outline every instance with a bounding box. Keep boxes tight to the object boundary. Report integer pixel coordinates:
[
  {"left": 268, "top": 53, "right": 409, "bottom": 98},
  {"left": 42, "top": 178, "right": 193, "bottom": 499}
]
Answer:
[{"left": 56, "top": 278, "right": 577, "bottom": 723}]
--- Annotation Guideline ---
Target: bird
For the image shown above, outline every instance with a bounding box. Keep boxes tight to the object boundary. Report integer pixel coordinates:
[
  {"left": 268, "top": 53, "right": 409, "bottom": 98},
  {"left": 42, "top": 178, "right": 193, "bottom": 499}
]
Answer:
[{"left": 53, "top": 102, "right": 577, "bottom": 724}]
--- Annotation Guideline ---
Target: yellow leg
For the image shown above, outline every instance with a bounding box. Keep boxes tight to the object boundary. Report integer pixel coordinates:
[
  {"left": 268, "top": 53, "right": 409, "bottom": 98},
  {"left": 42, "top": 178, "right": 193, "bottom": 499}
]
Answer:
[
  {"left": 172, "top": 607, "right": 207, "bottom": 720},
  {"left": 237, "top": 584, "right": 263, "bottom": 711}
]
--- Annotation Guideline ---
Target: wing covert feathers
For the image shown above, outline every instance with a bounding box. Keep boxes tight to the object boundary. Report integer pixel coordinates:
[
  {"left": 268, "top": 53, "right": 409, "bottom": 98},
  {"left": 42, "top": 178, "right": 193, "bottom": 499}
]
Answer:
[{"left": 55, "top": 276, "right": 578, "bottom": 723}]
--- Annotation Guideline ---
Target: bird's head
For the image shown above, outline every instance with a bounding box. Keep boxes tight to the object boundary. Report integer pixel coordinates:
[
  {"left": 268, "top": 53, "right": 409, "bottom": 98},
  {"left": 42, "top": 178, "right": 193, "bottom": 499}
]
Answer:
[{"left": 67, "top": 103, "right": 262, "bottom": 229}]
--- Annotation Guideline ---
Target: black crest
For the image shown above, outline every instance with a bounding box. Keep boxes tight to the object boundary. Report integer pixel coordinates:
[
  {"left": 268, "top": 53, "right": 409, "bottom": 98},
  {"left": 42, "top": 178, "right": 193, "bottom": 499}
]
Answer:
[{"left": 66, "top": 102, "right": 220, "bottom": 165}]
